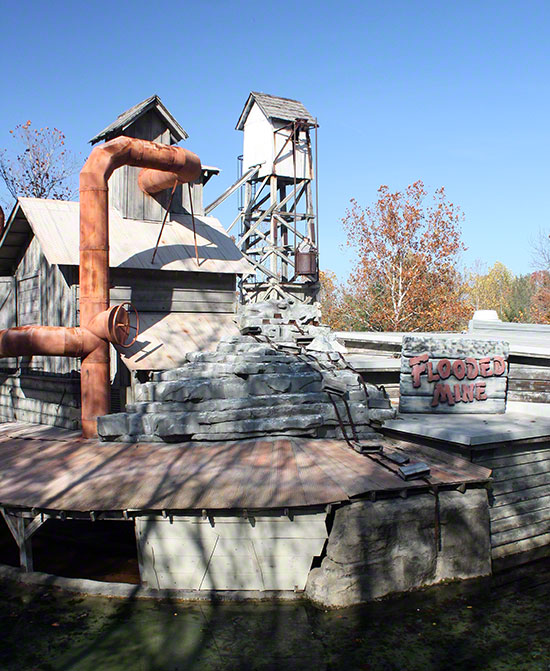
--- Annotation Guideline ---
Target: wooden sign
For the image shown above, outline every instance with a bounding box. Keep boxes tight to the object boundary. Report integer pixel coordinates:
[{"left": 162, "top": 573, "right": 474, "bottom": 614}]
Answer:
[{"left": 399, "top": 335, "right": 509, "bottom": 414}]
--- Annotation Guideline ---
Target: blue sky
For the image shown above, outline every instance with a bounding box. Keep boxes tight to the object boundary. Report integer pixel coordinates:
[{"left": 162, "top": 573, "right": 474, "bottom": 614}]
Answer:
[{"left": 2, "top": 0, "right": 549, "bottom": 282}]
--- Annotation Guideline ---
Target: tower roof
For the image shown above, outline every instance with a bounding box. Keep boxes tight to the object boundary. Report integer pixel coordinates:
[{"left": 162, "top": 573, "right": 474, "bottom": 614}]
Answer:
[
  {"left": 236, "top": 92, "right": 316, "bottom": 130},
  {"left": 89, "top": 95, "right": 188, "bottom": 145}
]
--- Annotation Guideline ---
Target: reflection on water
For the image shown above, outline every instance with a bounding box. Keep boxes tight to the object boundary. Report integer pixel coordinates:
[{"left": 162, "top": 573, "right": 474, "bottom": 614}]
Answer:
[{"left": 1, "top": 558, "right": 549, "bottom": 671}]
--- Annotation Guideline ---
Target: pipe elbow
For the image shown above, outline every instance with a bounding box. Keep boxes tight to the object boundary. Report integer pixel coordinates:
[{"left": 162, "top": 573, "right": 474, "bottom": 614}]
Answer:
[
  {"left": 80, "top": 136, "right": 135, "bottom": 189},
  {"left": 138, "top": 148, "right": 202, "bottom": 195}
]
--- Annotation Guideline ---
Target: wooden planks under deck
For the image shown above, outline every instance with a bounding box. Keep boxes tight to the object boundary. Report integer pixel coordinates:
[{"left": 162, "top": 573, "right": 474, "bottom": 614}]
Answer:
[
  {"left": 473, "top": 441, "right": 550, "bottom": 568},
  {"left": 0, "top": 422, "right": 490, "bottom": 515}
]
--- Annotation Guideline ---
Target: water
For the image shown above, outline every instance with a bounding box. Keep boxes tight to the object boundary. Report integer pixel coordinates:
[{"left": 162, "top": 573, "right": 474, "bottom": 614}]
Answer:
[{"left": 1, "top": 559, "right": 549, "bottom": 671}]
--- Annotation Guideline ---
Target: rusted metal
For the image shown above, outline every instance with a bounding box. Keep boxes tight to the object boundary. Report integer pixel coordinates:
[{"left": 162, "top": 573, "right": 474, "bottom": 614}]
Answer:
[
  {"left": 0, "top": 137, "right": 202, "bottom": 439},
  {"left": 137, "top": 148, "right": 200, "bottom": 195},
  {"left": 295, "top": 248, "right": 318, "bottom": 276},
  {"left": 188, "top": 182, "right": 200, "bottom": 266},
  {"left": 151, "top": 181, "right": 178, "bottom": 264},
  {"left": 0, "top": 303, "right": 136, "bottom": 358},
  {"left": 0, "top": 325, "right": 101, "bottom": 358},
  {"left": 78, "top": 136, "right": 202, "bottom": 437}
]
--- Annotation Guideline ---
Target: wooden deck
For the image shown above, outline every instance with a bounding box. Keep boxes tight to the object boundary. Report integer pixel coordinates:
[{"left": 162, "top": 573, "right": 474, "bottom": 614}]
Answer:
[{"left": 0, "top": 423, "right": 491, "bottom": 515}]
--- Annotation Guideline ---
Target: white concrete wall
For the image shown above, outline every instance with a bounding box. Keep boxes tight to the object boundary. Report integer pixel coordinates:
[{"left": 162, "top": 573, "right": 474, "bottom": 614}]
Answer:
[{"left": 136, "top": 514, "right": 327, "bottom": 591}]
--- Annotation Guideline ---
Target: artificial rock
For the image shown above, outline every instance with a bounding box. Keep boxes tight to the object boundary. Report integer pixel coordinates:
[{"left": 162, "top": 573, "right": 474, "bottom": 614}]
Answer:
[{"left": 99, "top": 336, "right": 394, "bottom": 442}]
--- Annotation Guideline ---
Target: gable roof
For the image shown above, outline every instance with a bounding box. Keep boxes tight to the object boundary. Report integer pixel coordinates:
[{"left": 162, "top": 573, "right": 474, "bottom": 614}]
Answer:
[
  {"left": 89, "top": 95, "right": 188, "bottom": 145},
  {"left": 236, "top": 91, "right": 316, "bottom": 131},
  {"left": 0, "top": 198, "right": 252, "bottom": 276}
]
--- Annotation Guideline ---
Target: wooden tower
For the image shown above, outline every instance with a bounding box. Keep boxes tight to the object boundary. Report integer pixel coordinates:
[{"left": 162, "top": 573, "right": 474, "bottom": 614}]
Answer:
[{"left": 233, "top": 92, "right": 319, "bottom": 304}]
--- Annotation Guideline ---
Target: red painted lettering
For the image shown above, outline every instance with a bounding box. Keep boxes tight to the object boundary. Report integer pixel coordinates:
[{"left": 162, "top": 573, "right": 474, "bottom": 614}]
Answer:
[
  {"left": 461, "top": 383, "right": 475, "bottom": 402},
  {"left": 453, "top": 384, "right": 462, "bottom": 403},
  {"left": 427, "top": 361, "right": 440, "bottom": 382},
  {"left": 493, "top": 356, "right": 506, "bottom": 376},
  {"left": 452, "top": 359, "right": 466, "bottom": 380},
  {"left": 409, "top": 353, "right": 428, "bottom": 388},
  {"left": 479, "top": 357, "right": 493, "bottom": 377},
  {"left": 431, "top": 382, "right": 455, "bottom": 406},
  {"left": 437, "top": 359, "right": 452, "bottom": 380},
  {"left": 465, "top": 357, "right": 479, "bottom": 379},
  {"left": 475, "top": 381, "right": 487, "bottom": 400},
  {"left": 409, "top": 353, "right": 429, "bottom": 366}
]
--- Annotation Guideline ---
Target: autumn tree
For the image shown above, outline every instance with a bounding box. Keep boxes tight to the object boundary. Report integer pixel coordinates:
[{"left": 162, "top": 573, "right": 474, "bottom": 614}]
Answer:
[
  {"left": 530, "top": 229, "right": 550, "bottom": 322},
  {"left": 319, "top": 270, "right": 368, "bottom": 331},
  {"left": 467, "top": 261, "right": 514, "bottom": 316},
  {"left": 0, "top": 121, "right": 78, "bottom": 205},
  {"left": 530, "top": 270, "right": 550, "bottom": 324},
  {"left": 319, "top": 270, "right": 345, "bottom": 330},
  {"left": 342, "top": 180, "right": 469, "bottom": 332},
  {"left": 502, "top": 274, "right": 535, "bottom": 322}
]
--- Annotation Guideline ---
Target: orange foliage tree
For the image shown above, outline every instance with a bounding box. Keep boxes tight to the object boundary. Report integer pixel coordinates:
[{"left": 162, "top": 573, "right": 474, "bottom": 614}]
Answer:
[
  {"left": 530, "top": 270, "right": 550, "bottom": 324},
  {"left": 342, "top": 180, "right": 470, "bottom": 332}
]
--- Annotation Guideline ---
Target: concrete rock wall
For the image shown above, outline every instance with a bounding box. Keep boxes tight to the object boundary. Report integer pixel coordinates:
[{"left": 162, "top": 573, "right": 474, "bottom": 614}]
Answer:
[
  {"left": 305, "top": 488, "right": 491, "bottom": 607},
  {"left": 98, "top": 334, "right": 395, "bottom": 443}
]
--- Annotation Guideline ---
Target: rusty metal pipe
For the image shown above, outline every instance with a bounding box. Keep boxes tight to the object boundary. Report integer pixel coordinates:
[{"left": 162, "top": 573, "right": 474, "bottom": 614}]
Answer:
[
  {"left": 0, "top": 304, "right": 134, "bottom": 360},
  {"left": 138, "top": 150, "right": 200, "bottom": 195},
  {"left": 79, "top": 136, "right": 202, "bottom": 437},
  {"left": 0, "top": 325, "right": 102, "bottom": 359}
]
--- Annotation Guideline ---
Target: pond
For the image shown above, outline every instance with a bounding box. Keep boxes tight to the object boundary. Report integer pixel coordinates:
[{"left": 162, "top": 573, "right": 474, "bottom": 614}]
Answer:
[{"left": 1, "top": 558, "right": 549, "bottom": 671}]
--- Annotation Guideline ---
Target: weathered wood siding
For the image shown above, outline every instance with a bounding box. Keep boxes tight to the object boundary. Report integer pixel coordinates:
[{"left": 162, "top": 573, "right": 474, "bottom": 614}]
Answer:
[
  {"left": 0, "top": 238, "right": 81, "bottom": 429},
  {"left": 473, "top": 441, "right": 550, "bottom": 568},
  {"left": 507, "top": 360, "right": 550, "bottom": 404},
  {"left": 75, "top": 270, "right": 236, "bottom": 319},
  {"left": 108, "top": 108, "right": 203, "bottom": 221},
  {"left": 0, "top": 233, "right": 238, "bottom": 428}
]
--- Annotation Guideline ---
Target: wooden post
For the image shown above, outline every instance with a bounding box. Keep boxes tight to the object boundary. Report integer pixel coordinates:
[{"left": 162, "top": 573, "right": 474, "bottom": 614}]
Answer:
[
  {"left": 305, "top": 182, "right": 316, "bottom": 245},
  {"left": 1, "top": 509, "right": 45, "bottom": 572},
  {"left": 270, "top": 175, "right": 278, "bottom": 276},
  {"left": 279, "top": 184, "right": 288, "bottom": 280}
]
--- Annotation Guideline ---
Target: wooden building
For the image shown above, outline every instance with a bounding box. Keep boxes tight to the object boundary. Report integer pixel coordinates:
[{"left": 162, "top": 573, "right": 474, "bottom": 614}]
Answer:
[
  {"left": 0, "top": 96, "right": 251, "bottom": 429},
  {"left": 233, "top": 92, "right": 319, "bottom": 304}
]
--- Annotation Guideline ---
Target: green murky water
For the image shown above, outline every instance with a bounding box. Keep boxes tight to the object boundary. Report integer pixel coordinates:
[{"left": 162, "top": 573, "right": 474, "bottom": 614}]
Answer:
[{"left": 1, "top": 559, "right": 549, "bottom": 671}]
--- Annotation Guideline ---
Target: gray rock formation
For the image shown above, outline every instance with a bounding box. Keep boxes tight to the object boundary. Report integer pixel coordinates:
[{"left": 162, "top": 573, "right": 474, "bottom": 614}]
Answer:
[
  {"left": 98, "top": 333, "right": 395, "bottom": 443},
  {"left": 305, "top": 488, "right": 491, "bottom": 607}
]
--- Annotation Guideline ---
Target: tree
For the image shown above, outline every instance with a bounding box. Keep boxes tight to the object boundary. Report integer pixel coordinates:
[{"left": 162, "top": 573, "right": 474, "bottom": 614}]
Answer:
[
  {"left": 319, "top": 270, "right": 368, "bottom": 331},
  {"left": 467, "top": 261, "right": 514, "bottom": 316},
  {"left": 530, "top": 270, "right": 550, "bottom": 324},
  {"left": 342, "top": 180, "right": 469, "bottom": 332},
  {"left": 502, "top": 274, "right": 535, "bottom": 322},
  {"left": 530, "top": 229, "right": 550, "bottom": 322},
  {"left": 0, "top": 121, "right": 78, "bottom": 204},
  {"left": 319, "top": 270, "right": 345, "bottom": 330}
]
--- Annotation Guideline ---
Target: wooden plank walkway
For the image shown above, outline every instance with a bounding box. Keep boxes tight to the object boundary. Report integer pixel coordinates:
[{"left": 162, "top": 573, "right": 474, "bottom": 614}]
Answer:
[{"left": 0, "top": 422, "right": 491, "bottom": 514}]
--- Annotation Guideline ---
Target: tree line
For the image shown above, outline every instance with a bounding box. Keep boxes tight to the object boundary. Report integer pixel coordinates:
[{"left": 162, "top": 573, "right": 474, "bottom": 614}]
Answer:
[{"left": 321, "top": 181, "right": 550, "bottom": 331}]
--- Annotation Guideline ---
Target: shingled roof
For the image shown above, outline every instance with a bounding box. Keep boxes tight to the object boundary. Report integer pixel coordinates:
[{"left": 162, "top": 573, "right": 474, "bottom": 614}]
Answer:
[
  {"left": 236, "top": 92, "right": 316, "bottom": 130},
  {"left": 89, "top": 95, "right": 188, "bottom": 145}
]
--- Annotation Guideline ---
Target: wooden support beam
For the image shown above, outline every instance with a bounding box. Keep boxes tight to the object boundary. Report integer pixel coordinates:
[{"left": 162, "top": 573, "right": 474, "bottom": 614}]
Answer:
[
  {"left": 204, "top": 165, "right": 260, "bottom": 214},
  {"left": 273, "top": 214, "right": 307, "bottom": 243},
  {"left": 240, "top": 253, "right": 278, "bottom": 280},
  {"left": 0, "top": 509, "right": 44, "bottom": 572},
  {"left": 246, "top": 232, "right": 296, "bottom": 267},
  {"left": 270, "top": 175, "right": 278, "bottom": 275},
  {"left": 238, "top": 185, "right": 300, "bottom": 249}
]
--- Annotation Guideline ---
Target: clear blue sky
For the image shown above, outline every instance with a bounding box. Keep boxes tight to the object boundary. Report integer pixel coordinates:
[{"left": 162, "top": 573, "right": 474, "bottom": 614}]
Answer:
[{"left": 2, "top": 0, "right": 549, "bottom": 282}]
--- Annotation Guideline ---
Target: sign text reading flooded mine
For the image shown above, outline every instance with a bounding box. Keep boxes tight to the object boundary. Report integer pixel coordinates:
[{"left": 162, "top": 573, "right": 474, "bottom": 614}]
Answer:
[{"left": 399, "top": 335, "right": 509, "bottom": 414}]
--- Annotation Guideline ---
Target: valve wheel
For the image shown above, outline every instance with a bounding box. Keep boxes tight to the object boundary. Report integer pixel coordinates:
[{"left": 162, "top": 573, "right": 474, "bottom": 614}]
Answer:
[{"left": 109, "top": 302, "right": 140, "bottom": 348}]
